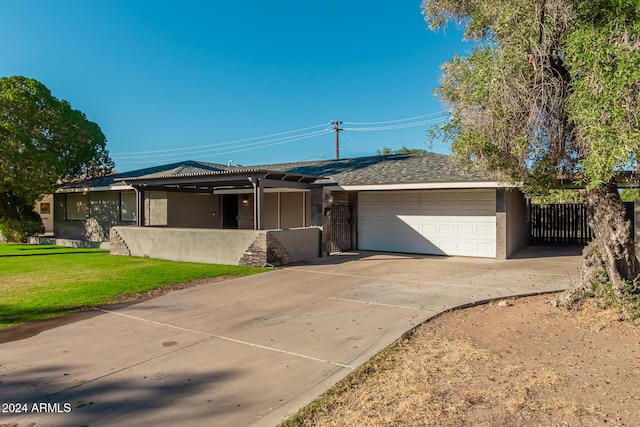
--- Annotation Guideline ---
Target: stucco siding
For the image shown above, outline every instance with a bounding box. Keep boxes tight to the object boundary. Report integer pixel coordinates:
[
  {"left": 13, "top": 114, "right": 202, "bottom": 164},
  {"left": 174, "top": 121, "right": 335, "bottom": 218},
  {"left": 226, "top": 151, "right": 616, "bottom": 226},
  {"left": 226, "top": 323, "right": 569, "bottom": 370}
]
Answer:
[
  {"left": 264, "top": 193, "right": 279, "bottom": 229},
  {"left": 281, "top": 192, "right": 305, "bottom": 229},
  {"left": 268, "top": 228, "right": 320, "bottom": 263},
  {"left": 167, "top": 192, "right": 217, "bottom": 228},
  {"left": 110, "top": 226, "right": 320, "bottom": 266},
  {"left": 506, "top": 188, "right": 529, "bottom": 257},
  {"left": 112, "top": 226, "right": 261, "bottom": 265},
  {"left": 146, "top": 191, "right": 168, "bottom": 226}
]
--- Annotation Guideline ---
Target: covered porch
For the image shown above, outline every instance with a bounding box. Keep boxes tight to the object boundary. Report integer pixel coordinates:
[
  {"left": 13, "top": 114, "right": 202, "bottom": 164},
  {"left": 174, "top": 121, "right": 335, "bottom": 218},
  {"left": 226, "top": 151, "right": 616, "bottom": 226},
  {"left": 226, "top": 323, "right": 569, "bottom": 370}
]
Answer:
[
  {"left": 122, "top": 168, "right": 323, "bottom": 231},
  {"left": 109, "top": 168, "right": 328, "bottom": 266}
]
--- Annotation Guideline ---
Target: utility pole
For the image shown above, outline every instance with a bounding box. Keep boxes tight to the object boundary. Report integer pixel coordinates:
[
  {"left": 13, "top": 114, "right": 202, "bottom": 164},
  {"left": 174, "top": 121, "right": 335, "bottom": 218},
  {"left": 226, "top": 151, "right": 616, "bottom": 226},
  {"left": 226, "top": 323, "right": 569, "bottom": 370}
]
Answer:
[{"left": 330, "top": 120, "right": 343, "bottom": 159}]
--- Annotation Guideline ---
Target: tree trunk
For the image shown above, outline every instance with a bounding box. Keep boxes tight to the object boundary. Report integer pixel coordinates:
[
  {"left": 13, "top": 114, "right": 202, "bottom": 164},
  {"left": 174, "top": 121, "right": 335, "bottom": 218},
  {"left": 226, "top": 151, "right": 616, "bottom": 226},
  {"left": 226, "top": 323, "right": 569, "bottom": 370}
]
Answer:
[{"left": 584, "top": 183, "right": 638, "bottom": 291}]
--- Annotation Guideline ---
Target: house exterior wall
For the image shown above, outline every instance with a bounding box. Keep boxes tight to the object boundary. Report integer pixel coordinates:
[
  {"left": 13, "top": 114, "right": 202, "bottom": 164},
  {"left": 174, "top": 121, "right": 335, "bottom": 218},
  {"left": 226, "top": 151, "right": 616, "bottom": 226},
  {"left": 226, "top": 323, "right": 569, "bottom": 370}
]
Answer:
[
  {"left": 496, "top": 189, "right": 506, "bottom": 259},
  {"left": 281, "top": 192, "right": 305, "bottom": 229},
  {"left": 505, "top": 188, "right": 529, "bottom": 257},
  {"left": 54, "top": 191, "right": 136, "bottom": 242},
  {"left": 349, "top": 191, "right": 358, "bottom": 249},
  {"left": 146, "top": 191, "right": 168, "bottom": 226},
  {"left": 35, "top": 194, "right": 54, "bottom": 235},
  {"left": 264, "top": 193, "right": 279, "bottom": 229},
  {"left": 237, "top": 191, "right": 309, "bottom": 230},
  {"left": 167, "top": 192, "right": 218, "bottom": 228},
  {"left": 310, "top": 186, "right": 325, "bottom": 227}
]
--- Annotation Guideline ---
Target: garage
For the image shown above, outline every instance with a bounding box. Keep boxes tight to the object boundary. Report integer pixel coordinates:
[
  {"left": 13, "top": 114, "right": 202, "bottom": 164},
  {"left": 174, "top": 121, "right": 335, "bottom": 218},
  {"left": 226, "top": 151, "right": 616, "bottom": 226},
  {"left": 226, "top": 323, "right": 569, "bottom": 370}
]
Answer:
[{"left": 357, "top": 189, "right": 497, "bottom": 257}]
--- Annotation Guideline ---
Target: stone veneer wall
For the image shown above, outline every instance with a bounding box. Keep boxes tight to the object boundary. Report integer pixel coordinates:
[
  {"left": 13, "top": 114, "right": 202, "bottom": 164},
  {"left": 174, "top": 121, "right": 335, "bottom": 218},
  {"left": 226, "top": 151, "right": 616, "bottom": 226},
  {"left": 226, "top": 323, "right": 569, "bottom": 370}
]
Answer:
[
  {"left": 237, "top": 232, "right": 267, "bottom": 266},
  {"left": 110, "top": 228, "right": 131, "bottom": 256}
]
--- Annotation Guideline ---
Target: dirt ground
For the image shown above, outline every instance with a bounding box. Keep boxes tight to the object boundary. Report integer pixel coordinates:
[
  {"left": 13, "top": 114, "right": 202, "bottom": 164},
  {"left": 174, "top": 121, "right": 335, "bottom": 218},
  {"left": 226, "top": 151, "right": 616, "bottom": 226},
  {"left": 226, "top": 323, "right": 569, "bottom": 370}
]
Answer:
[{"left": 292, "top": 294, "right": 640, "bottom": 427}]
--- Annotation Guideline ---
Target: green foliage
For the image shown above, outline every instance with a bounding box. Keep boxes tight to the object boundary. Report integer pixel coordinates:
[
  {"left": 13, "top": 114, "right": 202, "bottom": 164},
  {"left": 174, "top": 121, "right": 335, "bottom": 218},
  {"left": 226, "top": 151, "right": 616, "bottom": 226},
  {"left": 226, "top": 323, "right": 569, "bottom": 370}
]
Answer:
[
  {"left": 376, "top": 145, "right": 426, "bottom": 155},
  {"left": 620, "top": 188, "right": 640, "bottom": 202},
  {"left": 422, "top": 0, "right": 640, "bottom": 193},
  {"left": 620, "top": 280, "right": 640, "bottom": 321},
  {"left": 528, "top": 189, "right": 585, "bottom": 204},
  {"left": 585, "top": 278, "right": 640, "bottom": 322},
  {"left": 0, "top": 76, "right": 114, "bottom": 241},
  {"left": 0, "top": 210, "right": 44, "bottom": 243},
  {"left": 565, "top": 0, "right": 640, "bottom": 187},
  {"left": 0, "top": 244, "right": 268, "bottom": 327}
]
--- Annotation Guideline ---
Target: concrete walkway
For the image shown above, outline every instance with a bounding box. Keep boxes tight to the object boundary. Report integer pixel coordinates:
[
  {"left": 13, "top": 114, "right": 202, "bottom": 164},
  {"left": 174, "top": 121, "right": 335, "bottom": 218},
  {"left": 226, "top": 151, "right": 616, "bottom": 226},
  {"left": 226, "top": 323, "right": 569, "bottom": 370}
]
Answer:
[{"left": 0, "top": 247, "right": 581, "bottom": 427}]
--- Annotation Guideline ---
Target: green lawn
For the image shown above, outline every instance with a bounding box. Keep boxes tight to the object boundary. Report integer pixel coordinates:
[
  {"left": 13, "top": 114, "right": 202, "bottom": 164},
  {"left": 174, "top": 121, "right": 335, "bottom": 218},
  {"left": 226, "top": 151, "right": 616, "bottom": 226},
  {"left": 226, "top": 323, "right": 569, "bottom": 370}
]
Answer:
[{"left": 0, "top": 244, "right": 269, "bottom": 328}]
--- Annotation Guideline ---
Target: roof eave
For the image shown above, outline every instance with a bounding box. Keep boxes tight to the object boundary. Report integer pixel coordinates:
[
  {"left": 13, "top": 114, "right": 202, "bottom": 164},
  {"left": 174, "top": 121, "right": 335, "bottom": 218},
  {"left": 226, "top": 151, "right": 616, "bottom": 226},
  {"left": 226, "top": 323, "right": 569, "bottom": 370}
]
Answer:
[
  {"left": 325, "top": 181, "right": 513, "bottom": 191},
  {"left": 56, "top": 183, "right": 134, "bottom": 193}
]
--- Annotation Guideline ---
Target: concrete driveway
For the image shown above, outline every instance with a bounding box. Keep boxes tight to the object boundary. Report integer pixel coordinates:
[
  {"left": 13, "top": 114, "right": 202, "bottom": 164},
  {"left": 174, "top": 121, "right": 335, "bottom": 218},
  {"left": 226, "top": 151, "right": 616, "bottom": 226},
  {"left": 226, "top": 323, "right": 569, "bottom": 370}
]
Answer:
[{"left": 0, "top": 247, "right": 581, "bottom": 427}]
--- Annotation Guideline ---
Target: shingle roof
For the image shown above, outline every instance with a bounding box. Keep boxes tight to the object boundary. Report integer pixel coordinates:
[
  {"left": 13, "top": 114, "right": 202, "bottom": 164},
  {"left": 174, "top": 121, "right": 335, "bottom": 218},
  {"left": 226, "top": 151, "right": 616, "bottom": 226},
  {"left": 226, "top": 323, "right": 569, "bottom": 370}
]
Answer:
[
  {"left": 59, "top": 160, "right": 230, "bottom": 189},
  {"left": 262, "top": 152, "right": 491, "bottom": 185},
  {"left": 59, "top": 153, "right": 493, "bottom": 189}
]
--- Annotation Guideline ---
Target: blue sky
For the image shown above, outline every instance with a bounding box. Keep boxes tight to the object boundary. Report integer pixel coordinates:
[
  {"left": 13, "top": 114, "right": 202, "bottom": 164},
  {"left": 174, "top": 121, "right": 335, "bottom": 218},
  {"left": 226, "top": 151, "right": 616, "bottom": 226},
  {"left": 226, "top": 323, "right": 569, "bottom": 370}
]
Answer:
[{"left": 2, "top": 1, "right": 469, "bottom": 172}]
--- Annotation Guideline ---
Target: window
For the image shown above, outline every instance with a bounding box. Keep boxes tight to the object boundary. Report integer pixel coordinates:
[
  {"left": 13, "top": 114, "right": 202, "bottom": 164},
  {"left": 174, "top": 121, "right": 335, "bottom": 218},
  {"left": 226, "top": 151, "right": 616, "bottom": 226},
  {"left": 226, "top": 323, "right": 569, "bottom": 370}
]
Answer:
[
  {"left": 40, "top": 203, "right": 51, "bottom": 215},
  {"left": 120, "top": 191, "right": 137, "bottom": 222},
  {"left": 66, "top": 193, "right": 89, "bottom": 220}
]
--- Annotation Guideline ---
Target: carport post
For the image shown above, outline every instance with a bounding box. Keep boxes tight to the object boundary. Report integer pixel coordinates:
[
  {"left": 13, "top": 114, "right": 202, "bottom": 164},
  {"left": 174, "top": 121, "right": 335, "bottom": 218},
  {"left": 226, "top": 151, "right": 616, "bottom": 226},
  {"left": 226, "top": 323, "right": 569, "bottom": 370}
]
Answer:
[
  {"left": 250, "top": 176, "right": 264, "bottom": 230},
  {"left": 135, "top": 187, "right": 145, "bottom": 227}
]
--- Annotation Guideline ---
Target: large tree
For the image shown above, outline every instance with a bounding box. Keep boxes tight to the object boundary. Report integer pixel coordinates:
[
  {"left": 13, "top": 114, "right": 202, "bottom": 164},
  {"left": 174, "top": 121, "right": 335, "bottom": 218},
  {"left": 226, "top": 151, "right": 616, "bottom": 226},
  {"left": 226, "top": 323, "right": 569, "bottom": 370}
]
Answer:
[
  {"left": 0, "top": 76, "right": 114, "bottom": 241},
  {"left": 423, "top": 1, "right": 640, "bottom": 306}
]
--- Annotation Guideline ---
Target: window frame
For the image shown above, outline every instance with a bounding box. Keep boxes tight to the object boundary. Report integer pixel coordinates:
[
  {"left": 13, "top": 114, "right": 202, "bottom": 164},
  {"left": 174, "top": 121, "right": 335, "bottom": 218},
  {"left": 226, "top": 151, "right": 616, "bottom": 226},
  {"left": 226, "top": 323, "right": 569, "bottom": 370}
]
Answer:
[
  {"left": 119, "top": 191, "right": 137, "bottom": 222},
  {"left": 66, "top": 193, "right": 89, "bottom": 221}
]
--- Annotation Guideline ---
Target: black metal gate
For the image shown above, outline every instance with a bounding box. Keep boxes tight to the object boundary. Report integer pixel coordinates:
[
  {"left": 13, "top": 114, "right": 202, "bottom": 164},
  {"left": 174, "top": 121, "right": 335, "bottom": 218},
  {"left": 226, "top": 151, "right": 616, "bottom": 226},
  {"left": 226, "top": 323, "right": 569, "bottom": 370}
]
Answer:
[
  {"left": 529, "top": 203, "right": 592, "bottom": 244},
  {"left": 330, "top": 204, "right": 352, "bottom": 251}
]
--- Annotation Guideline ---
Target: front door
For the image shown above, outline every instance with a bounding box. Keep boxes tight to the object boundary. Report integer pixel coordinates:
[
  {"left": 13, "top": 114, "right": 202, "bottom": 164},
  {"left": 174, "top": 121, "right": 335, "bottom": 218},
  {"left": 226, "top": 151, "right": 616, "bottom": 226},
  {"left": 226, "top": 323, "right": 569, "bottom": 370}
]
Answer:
[{"left": 222, "top": 195, "right": 239, "bottom": 229}]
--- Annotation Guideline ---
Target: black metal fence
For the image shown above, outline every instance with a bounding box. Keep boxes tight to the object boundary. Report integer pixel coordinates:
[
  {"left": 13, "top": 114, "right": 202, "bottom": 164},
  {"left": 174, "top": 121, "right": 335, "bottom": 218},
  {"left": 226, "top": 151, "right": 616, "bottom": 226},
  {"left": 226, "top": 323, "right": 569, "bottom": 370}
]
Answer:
[
  {"left": 529, "top": 203, "right": 593, "bottom": 244},
  {"left": 529, "top": 202, "right": 634, "bottom": 244}
]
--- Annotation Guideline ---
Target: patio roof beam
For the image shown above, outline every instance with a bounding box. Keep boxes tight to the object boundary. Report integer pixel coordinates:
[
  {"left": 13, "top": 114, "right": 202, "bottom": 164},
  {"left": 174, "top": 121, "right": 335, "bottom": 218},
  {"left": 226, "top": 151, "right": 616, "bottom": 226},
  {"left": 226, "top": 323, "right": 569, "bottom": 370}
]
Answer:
[
  {"left": 260, "top": 178, "right": 313, "bottom": 190},
  {"left": 130, "top": 185, "right": 214, "bottom": 193},
  {"left": 121, "top": 170, "right": 317, "bottom": 186},
  {"left": 123, "top": 175, "right": 266, "bottom": 187}
]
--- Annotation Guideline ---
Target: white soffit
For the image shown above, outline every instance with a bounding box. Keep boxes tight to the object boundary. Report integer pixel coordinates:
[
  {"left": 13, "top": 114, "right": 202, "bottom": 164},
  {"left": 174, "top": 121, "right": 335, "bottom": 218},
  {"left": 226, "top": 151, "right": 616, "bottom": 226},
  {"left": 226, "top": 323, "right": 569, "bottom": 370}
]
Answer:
[{"left": 325, "top": 181, "right": 506, "bottom": 192}]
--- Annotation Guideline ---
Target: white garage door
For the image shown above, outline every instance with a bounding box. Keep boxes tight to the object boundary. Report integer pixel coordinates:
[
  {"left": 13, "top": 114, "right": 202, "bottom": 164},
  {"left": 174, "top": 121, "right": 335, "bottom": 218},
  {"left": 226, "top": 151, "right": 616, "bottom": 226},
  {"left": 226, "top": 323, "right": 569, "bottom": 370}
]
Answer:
[{"left": 358, "top": 190, "right": 496, "bottom": 257}]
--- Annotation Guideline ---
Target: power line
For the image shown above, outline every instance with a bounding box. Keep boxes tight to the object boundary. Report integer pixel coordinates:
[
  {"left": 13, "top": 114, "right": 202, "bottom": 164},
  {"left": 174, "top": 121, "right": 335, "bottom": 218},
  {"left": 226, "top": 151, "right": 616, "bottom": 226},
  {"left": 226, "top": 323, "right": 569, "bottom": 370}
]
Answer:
[
  {"left": 112, "top": 129, "right": 332, "bottom": 160},
  {"left": 111, "top": 111, "right": 450, "bottom": 165},
  {"left": 342, "top": 111, "right": 449, "bottom": 126},
  {"left": 111, "top": 123, "right": 329, "bottom": 156},
  {"left": 115, "top": 130, "right": 332, "bottom": 165},
  {"left": 341, "top": 130, "right": 364, "bottom": 155},
  {"left": 343, "top": 117, "right": 448, "bottom": 131}
]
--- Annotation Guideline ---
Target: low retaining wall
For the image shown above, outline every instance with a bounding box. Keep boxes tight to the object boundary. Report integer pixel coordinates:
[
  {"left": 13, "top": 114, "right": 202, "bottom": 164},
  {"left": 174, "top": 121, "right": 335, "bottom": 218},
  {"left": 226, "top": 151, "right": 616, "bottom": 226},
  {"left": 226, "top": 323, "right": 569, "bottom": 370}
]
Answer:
[
  {"left": 27, "top": 236, "right": 110, "bottom": 249},
  {"left": 110, "top": 226, "right": 321, "bottom": 267}
]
